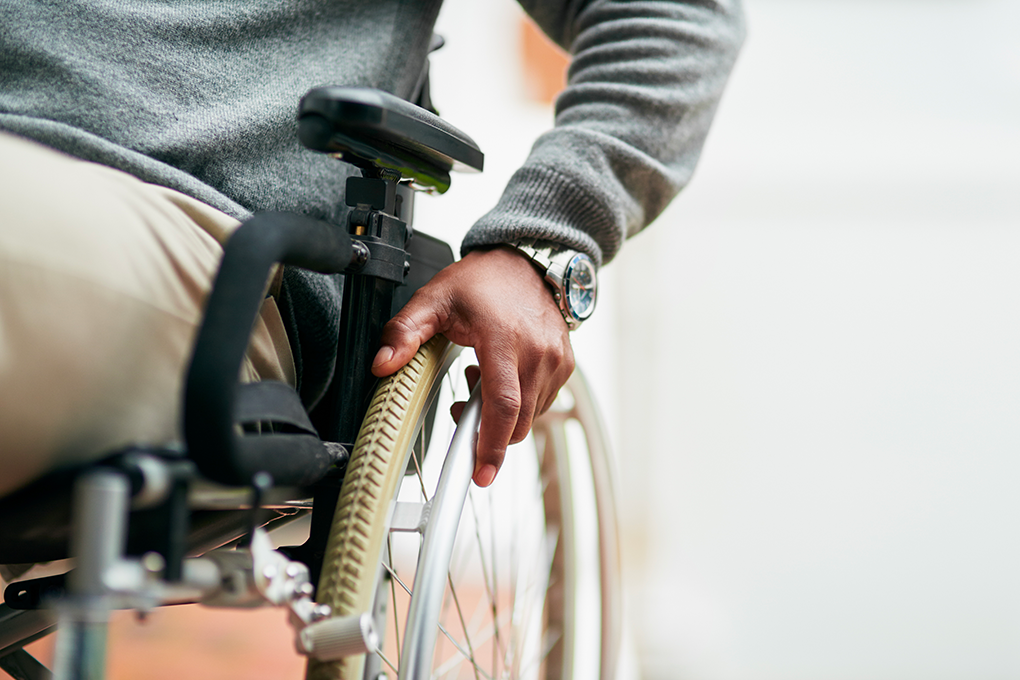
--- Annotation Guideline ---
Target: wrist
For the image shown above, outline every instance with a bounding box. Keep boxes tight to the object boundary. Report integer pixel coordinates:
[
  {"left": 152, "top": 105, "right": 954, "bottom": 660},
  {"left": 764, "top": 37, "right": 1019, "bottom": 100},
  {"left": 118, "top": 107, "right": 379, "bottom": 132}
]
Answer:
[{"left": 497, "top": 238, "right": 598, "bottom": 331}]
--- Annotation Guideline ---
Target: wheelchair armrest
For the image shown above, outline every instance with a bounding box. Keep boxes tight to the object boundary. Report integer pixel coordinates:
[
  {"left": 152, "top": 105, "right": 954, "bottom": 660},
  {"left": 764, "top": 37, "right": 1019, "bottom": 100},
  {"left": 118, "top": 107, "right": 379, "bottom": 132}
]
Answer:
[
  {"left": 298, "top": 87, "right": 484, "bottom": 193},
  {"left": 184, "top": 213, "right": 354, "bottom": 488}
]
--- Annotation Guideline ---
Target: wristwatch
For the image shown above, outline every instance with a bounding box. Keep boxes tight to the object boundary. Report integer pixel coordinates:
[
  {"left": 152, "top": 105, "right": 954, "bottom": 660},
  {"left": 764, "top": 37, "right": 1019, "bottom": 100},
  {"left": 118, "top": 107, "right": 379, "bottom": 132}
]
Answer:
[{"left": 504, "top": 238, "right": 598, "bottom": 330}]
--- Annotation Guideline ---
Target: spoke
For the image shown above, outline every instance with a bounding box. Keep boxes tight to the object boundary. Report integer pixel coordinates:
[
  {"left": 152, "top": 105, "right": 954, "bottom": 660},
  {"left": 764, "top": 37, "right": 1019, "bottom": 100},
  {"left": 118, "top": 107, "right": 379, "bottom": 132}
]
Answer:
[
  {"left": 465, "top": 587, "right": 490, "bottom": 641},
  {"left": 440, "top": 569, "right": 457, "bottom": 627},
  {"left": 505, "top": 467, "right": 543, "bottom": 673},
  {"left": 508, "top": 476, "right": 520, "bottom": 675},
  {"left": 433, "top": 623, "right": 497, "bottom": 680},
  {"left": 434, "top": 610, "right": 514, "bottom": 679},
  {"left": 488, "top": 489, "right": 502, "bottom": 674},
  {"left": 383, "top": 559, "right": 414, "bottom": 597},
  {"left": 448, "top": 572, "right": 482, "bottom": 680},
  {"left": 461, "top": 609, "right": 513, "bottom": 655},
  {"left": 375, "top": 645, "right": 399, "bottom": 676},
  {"left": 516, "top": 627, "right": 564, "bottom": 680},
  {"left": 388, "top": 535, "right": 402, "bottom": 664},
  {"left": 468, "top": 490, "right": 504, "bottom": 668},
  {"left": 508, "top": 525, "right": 559, "bottom": 677}
]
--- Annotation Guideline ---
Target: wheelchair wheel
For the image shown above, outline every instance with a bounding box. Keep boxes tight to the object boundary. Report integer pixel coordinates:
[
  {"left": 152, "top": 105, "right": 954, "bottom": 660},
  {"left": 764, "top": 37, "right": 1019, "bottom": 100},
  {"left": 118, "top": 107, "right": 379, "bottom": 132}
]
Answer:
[{"left": 306, "top": 336, "right": 620, "bottom": 680}]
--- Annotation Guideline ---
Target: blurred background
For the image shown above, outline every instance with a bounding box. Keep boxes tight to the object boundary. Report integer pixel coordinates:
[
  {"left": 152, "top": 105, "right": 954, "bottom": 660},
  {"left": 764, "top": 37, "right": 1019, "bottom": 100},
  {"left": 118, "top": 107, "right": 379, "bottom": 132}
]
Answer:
[{"left": 423, "top": 0, "right": 1020, "bottom": 678}]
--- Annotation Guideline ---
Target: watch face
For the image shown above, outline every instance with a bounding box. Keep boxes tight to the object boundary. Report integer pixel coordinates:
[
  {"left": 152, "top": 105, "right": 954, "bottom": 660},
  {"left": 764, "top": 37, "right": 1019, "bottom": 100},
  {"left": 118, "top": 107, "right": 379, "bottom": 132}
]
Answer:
[{"left": 564, "top": 253, "right": 597, "bottom": 321}]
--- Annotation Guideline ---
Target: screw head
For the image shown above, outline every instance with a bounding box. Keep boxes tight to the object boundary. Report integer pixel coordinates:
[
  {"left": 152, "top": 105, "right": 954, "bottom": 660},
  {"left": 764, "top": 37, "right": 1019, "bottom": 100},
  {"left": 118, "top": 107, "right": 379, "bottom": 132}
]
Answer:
[
  {"left": 352, "top": 240, "right": 370, "bottom": 267},
  {"left": 141, "top": 552, "right": 166, "bottom": 574}
]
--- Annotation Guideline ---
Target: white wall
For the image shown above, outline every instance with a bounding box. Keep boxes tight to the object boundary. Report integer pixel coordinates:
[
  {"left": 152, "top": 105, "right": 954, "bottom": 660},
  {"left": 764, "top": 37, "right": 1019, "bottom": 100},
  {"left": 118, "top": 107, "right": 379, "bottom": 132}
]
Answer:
[{"left": 426, "top": 1, "right": 1020, "bottom": 678}]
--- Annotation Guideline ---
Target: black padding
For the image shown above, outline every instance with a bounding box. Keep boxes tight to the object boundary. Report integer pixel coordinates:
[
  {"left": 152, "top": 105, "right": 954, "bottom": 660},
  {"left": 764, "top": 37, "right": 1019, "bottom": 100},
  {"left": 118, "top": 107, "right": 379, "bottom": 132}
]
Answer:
[
  {"left": 299, "top": 87, "right": 484, "bottom": 174},
  {"left": 185, "top": 212, "right": 352, "bottom": 487},
  {"left": 234, "top": 381, "right": 317, "bottom": 435},
  {"left": 227, "top": 435, "right": 337, "bottom": 488}
]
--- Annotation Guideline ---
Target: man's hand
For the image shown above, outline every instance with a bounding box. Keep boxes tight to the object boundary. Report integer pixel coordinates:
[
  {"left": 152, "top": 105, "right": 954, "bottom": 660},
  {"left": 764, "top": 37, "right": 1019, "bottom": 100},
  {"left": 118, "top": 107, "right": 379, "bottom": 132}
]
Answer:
[{"left": 371, "top": 247, "right": 575, "bottom": 487}]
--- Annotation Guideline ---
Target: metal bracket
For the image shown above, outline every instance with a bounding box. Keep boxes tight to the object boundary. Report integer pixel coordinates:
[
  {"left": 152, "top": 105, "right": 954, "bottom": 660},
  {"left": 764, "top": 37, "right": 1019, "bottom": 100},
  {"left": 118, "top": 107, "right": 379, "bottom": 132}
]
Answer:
[
  {"left": 246, "top": 529, "right": 380, "bottom": 661},
  {"left": 389, "top": 501, "right": 432, "bottom": 534},
  {"left": 348, "top": 235, "right": 409, "bottom": 283}
]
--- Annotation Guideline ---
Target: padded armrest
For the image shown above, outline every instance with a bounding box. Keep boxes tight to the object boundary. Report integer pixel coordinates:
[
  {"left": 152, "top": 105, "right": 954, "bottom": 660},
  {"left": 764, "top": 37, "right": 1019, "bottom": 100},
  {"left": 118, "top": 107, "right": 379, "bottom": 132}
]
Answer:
[{"left": 298, "top": 87, "right": 484, "bottom": 192}]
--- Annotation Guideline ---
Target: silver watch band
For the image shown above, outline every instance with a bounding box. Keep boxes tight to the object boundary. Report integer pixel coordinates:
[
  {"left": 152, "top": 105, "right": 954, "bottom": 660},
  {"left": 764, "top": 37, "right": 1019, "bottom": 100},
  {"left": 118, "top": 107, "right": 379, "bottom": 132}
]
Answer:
[{"left": 503, "top": 238, "right": 586, "bottom": 330}]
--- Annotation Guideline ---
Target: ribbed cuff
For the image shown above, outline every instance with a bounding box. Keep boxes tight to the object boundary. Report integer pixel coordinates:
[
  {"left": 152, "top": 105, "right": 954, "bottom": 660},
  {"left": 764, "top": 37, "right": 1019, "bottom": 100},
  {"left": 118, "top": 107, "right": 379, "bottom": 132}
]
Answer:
[{"left": 461, "top": 164, "right": 622, "bottom": 267}]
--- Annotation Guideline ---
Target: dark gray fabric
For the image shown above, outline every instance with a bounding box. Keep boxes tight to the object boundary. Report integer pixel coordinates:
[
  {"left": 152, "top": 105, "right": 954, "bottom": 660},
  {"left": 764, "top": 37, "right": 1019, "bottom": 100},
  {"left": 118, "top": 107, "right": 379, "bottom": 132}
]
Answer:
[
  {"left": 0, "top": 0, "right": 442, "bottom": 222},
  {"left": 276, "top": 269, "right": 344, "bottom": 409},
  {"left": 0, "top": 0, "right": 744, "bottom": 400}
]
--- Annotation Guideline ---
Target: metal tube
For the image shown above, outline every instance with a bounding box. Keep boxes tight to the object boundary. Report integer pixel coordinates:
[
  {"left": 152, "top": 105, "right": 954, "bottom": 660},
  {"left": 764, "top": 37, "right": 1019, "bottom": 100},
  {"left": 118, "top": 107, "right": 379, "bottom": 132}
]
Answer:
[
  {"left": 53, "top": 470, "right": 129, "bottom": 680},
  {"left": 67, "top": 471, "right": 129, "bottom": 598},
  {"left": 398, "top": 386, "right": 481, "bottom": 679},
  {"left": 0, "top": 605, "right": 56, "bottom": 659}
]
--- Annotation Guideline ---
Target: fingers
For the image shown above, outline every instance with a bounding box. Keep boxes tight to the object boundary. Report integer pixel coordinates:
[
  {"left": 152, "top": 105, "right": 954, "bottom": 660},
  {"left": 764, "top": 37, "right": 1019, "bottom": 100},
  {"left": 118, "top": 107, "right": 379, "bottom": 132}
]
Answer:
[
  {"left": 372, "top": 288, "right": 448, "bottom": 377},
  {"left": 472, "top": 346, "right": 521, "bottom": 487},
  {"left": 464, "top": 364, "right": 481, "bottom": 391},
  {"left": 453, "top": 357, "right": 568, "bottom": 487},
  {"left": 510, "top": 369, "right": 541, "bottom": 445},
  {"left": 453, "top": 365, "right": 538, "bottom": 445},
  {"left": 538, "top": 346, "right": 575, "bottom": 417},
  {"left": 450, "top": 365, "right": 481, "bottom": 423},
  {"left": 471, "top": 338, "right": 572, "bottom": 487}
]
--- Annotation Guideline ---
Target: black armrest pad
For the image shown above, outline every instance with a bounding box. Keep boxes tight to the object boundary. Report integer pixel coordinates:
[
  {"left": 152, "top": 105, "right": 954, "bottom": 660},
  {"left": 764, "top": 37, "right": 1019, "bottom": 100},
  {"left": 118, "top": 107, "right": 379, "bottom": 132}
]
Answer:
[{"left": 298, "top": 87, "right": 484, "bottom": 176}]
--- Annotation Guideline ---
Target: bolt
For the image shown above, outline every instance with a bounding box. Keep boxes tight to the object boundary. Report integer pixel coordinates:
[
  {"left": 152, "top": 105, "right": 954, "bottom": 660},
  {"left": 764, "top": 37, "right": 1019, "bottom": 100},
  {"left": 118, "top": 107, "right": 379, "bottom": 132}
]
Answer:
[
  {"left": 299, "top": 582, "right": 315, "bottom": 597},
  {"left": 253, "top": 471, "right": 273, "bottom": 491},
  {"left": 285, "top": 563, "right": 302, "bottom": 579},
  {"left": 352, "top": 241, "right": 370, "bottom": 267},
  {"left": 312, "top": 603, "right": 332, "bottom": 620},
  {"left": 141, "top": 552, "right": 165, "bottom": 575},
  {"left": 263, "top": 564, "right": 278, "bottom": 580}
]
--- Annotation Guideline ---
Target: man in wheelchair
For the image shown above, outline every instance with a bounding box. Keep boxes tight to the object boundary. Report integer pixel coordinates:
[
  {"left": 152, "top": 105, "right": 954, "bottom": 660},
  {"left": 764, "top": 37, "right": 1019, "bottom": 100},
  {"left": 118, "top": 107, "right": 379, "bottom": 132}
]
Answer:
[{"left": 0, "top": 2, "right": 744, "bottom": 677}]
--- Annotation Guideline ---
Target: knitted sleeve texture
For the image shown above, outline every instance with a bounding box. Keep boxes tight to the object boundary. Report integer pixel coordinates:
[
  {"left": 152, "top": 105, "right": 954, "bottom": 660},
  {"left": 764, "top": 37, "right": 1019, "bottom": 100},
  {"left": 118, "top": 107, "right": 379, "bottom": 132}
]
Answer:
[{"left": 461, "top": 0, "right": 745, "bottom": 266}]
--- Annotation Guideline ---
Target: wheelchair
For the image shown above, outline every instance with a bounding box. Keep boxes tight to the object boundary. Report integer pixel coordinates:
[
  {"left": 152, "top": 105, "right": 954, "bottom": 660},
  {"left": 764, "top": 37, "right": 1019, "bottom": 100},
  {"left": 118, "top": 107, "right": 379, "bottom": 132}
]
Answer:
[{"left": 0, "top": 87, "right": 621, "bottom": 680}]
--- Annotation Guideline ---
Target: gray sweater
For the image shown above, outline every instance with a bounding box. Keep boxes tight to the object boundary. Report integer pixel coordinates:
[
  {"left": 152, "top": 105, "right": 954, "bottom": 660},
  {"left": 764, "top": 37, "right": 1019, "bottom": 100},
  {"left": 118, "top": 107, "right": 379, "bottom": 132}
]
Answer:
[{"left": 0, "top": 0, "right": 744, "bottom": 404}]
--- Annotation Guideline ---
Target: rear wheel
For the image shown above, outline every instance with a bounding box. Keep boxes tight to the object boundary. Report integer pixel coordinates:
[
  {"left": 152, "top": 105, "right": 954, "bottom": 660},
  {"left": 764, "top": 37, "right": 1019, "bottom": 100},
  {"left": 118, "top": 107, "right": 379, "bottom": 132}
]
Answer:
[{"left": 307, "top": 336, "right": 620, "bottom": 679}]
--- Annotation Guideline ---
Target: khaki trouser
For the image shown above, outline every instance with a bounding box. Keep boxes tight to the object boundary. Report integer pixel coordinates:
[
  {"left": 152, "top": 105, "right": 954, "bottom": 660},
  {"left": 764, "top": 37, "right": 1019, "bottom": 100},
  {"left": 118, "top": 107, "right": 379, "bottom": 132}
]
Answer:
[{"left": 0, "top": 132, "right": 296, "bottom": 498}]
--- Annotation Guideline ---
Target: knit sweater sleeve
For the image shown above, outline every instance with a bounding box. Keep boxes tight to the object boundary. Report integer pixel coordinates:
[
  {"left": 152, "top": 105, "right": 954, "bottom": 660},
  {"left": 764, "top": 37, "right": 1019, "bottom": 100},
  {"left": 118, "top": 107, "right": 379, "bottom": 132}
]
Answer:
[{"left": 460, "top": 0, "right": 745, "bottom": 266}]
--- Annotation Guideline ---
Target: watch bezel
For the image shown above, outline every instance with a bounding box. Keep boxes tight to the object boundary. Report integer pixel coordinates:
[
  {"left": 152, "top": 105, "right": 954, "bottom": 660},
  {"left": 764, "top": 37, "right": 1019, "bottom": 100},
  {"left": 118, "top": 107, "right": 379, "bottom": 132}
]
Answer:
[{"left": 563, "top": 252, "right": 597, "bottom": 323}]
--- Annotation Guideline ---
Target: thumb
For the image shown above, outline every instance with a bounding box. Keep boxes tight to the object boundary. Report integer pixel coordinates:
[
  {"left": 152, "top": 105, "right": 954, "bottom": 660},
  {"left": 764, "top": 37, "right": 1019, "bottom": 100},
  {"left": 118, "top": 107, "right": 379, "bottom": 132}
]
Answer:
[{"left": 372, "top": 291, "right": 447, "bottom": 377}]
